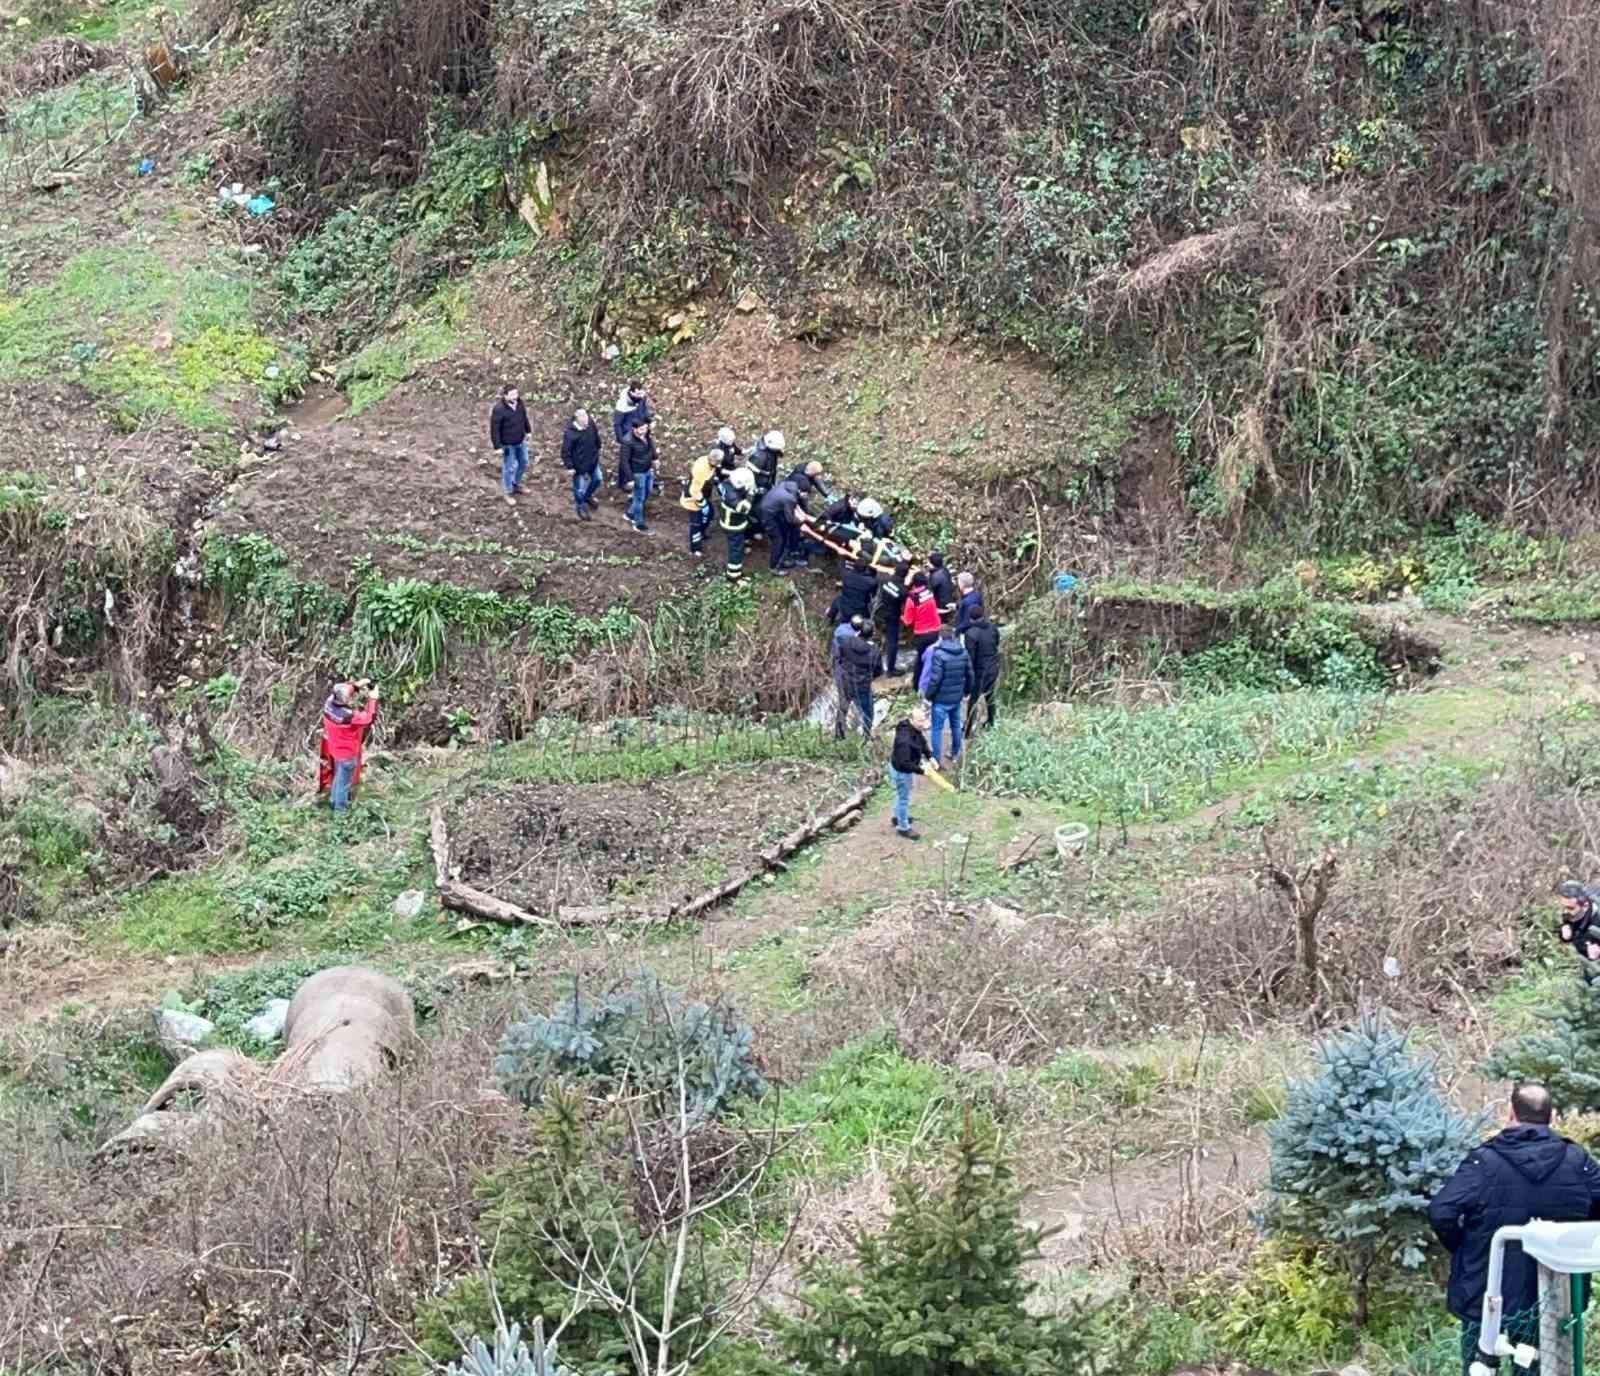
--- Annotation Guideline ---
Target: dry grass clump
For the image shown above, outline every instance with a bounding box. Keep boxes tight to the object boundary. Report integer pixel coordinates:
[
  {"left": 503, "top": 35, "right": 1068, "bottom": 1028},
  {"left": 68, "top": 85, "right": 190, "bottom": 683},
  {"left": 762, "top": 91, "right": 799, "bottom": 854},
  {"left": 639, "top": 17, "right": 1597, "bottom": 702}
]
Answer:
[
  {"left": 0, "top": 34, "right": 113, "bottom": 102},
  {"left": 0, "top": 1000, "right": 527, "bottom": 1374}
]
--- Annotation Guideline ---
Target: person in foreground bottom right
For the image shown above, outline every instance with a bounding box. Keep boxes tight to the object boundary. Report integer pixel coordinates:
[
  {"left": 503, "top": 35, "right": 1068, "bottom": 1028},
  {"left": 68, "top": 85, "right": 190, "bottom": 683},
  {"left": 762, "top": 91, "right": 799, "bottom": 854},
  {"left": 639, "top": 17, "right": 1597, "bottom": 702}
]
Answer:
[
  {"left": 1428, "top": 1082, "right": 1600, "bottom": 1375},
  {"left": 888, "top": 705, "right": 938, "bottom": 841}
]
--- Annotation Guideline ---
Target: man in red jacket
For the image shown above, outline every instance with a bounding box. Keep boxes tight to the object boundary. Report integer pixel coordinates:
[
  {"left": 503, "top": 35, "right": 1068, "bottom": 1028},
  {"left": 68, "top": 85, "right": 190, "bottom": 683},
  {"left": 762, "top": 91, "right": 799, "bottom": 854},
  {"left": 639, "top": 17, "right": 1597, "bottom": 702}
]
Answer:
[{"left": 319, "top": 680, "right": 380, "bottom": 814}]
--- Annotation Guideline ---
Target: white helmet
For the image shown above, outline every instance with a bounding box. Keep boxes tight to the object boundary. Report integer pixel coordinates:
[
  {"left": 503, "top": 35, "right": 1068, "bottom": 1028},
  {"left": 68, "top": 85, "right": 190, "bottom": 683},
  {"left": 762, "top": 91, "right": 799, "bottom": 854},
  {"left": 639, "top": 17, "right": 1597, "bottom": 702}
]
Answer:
[
  {"left": 857, "top": 498, "right": 883, "bottom": 520},
  {"left": 717, "top": 426, "right": 736, "bottom": 446},
  {"left": 764, "top": 429, "right": 785, "bottom": 451},
  {"left": 729, "top": 467, "right": 755, "bottom": 493}
]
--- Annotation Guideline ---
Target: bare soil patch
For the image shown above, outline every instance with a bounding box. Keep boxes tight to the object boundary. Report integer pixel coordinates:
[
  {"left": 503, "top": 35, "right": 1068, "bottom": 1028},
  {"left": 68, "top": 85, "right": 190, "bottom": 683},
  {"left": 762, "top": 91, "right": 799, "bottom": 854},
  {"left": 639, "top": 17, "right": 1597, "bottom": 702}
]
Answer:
[{"left": 444, "top": 758, "right": 862, "bottom": 914}]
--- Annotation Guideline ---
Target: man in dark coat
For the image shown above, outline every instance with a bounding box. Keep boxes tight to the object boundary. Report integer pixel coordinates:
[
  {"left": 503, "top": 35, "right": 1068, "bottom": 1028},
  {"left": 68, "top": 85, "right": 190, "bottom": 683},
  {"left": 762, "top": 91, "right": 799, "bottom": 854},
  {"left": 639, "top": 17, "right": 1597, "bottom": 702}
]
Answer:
[
  {"left": 927, "top": 550, "right": 956, "bottom": 622},
  {"left": 1429, "top": 1083, "right": 1600, "bottom": 1372},
  {"left": 611, "top": 382, "right": 653, "bottom": 489},
  {"left": 560, "top": 406, "right": 603, "bottom": 520},
  {"left": 888, "top": 706, "right": 937, "bottom": 840},
  {"left": 963, "top": 608, "right": 1001, "bottom": 738},
  {"left": 1558, "top": 881, "right": 1600, "bottom": 975},
  {"left": 758, "top": 475, "right": 808, "bottom": 574},
  {"left": 918, "top": 623, "right": 974, "bottom": 763},
  {"left": 954, "top": 570, "right": 984, "bottom": 633},
  {"left": 748, "top": 430, "right": 785, "bottom": 498},
  {"left": 489, "top": 386, "right": 532, "bottom": 501},
  {"left": 874, "top": 560, "right": 911, "bottom": 678},
  {"left": 837, "top": 558, "right": 878, "bottom": 623},
  {"left": 619, "top": 419, "right": 658, "bottom": 534}
]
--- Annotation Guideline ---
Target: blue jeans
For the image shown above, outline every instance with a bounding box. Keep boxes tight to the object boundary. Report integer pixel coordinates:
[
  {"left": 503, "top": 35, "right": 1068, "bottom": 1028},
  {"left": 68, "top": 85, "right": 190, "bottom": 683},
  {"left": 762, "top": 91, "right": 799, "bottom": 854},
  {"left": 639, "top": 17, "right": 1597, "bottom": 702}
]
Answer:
[
  {"left": 330, "top": 757, "right": 357, "bottom": 813},
  {"left": 930, "top": 700, "right": 963, "bottom": 760},
  {"left": 573, "top": 465, "right": 599, "bottom": 514},
  {"left": 628, "top": 469, "right": 655, "bottom": 527},
  {"left": 501, "top": 443, "right": 528, "bottom": 494},
  {"left": 889, "top": 766, "right": 914, "bottom": 832},
  {"left": 854, "top": 685, "right": 875, "bottom": 738}
]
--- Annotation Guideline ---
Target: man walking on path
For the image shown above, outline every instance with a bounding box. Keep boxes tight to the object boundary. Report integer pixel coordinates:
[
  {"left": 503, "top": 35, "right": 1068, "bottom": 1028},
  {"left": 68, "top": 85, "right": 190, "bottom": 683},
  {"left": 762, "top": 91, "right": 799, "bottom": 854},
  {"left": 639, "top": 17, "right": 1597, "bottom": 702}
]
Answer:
[
  {"left": 963, "top": 606, "right": 1001, "bottom": 737},
  {"left": 619, "top": 418, "right": 658, "bottom": 534},
  {"left": 1429, "top": 1083, "right": 1600, "bottom": 1373},
  {"left": 919, "top": 623, "right": 975, "bottom": 763},
  {"left": 888, "top": 706, "right": 938, "bottom": 841},
  {"left": 612, "top": 381, "right": 653, "bottom": 489},
  {"left": 561, "top": 406, "right": 603, "bottom": 520},
  {"left": 684, "top": 446, "right": 721, "bottom": 559},
  {"left": 319, "top": 680, "right": 379, "bottom": 815},
  {"left": 490, "top": 386, "right": 531, "bottom": 502}
]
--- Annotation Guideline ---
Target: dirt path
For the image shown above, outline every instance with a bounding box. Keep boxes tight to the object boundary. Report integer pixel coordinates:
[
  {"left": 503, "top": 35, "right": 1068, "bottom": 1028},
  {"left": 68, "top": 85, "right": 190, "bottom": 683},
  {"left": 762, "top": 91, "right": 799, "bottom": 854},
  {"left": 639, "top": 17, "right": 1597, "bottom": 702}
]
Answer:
[{"left": 2, "top": 926, "right": 269, "bottom": 1023}]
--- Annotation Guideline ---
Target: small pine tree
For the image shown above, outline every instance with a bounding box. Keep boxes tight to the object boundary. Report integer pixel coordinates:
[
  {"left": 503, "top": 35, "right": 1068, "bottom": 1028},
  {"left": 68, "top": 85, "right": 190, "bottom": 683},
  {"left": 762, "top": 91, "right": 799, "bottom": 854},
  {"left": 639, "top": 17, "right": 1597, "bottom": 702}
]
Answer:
[
  {"left": 1485, "top": 972, "right": 1600, "bottom": 1110},
  {"left": 775, "top": 1111, "right": 1107, "bottom": 1376},
  {"left": 1266, "top": 1013, "right": 1477, "bottom": 1325}
]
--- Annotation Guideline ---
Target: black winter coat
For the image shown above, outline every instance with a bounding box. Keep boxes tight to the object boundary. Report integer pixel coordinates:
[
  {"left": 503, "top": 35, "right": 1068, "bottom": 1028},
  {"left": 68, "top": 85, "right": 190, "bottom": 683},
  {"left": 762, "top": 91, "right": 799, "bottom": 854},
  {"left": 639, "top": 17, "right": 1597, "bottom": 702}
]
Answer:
[
  {"left": 964, "top": 617, "right": 1001, "bottom": 687},
  {"left": 839, "top": 566, "right": 879, "bottom": 622},
  {"left": 922, "top": 639, "right": 974, "bottom": 706},
  {"left": 748, "top": 442, "right": 781, "bottom": 491},
  {"left": 875, "top": 575, "right": 908, "bottom": 629},
  {"left": 618, "top": 433, "right": 657, "bottom": 483},
  {"left": 561, "top": 419, "right": 601, "bottom": 471},
  {"left": 1429, "top": 1126, "right": 1600, "bottom": 1320},
  {"left": 928, "top": 565, "right": 956, "bottom": 616},
  {"left": 490, "top": 399, "right": 531, "bottom": 449},
  {"left": 839, "top": 633, "right": 877, "bottom": 694},
  {"left": 891, "top": 720, "right": 932, "bottom": 774}
]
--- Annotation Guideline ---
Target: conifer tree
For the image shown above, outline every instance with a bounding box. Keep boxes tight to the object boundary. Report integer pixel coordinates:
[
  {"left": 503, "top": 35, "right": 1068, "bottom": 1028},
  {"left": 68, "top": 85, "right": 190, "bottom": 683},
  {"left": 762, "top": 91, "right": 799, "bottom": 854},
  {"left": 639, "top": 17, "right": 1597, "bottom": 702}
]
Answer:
[
  {"left": 1485, "top": 972, "right": 1600, "bottom": 1111},
  {"left": 776, "top": 1111, "right": 1106, "bottom": 1376},
  {"left": 1266, "top": 1013, "right": 1476, "bottom": 1326}
]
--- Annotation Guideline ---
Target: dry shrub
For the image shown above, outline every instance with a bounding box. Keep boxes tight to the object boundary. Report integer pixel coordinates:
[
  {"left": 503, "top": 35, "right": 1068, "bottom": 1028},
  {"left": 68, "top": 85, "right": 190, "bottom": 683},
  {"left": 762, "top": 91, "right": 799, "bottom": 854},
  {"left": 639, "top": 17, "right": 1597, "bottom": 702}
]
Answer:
[
  {"left": 1085, "top": 1147, "right": 1258, "bottom": 1302},
  {"left": 0, "top": 1001, "right": 527, "bottom": 1374},
  {"left": 810, "top": 723, "right": 1600, "bottom": 1062},
  {"left": 0, "top": 34, "right": 113, "bottom": 101},
  {"left": 271, "top": 0, "right": 492, "bottom": 184}
]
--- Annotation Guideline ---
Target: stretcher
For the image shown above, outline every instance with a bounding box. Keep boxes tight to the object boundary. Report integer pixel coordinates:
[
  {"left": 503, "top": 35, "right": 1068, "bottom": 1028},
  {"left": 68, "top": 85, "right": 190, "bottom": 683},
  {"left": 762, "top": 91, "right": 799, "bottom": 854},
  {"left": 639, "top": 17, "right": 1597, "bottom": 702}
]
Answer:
[{"left": 799, "top": 517, "right": 911, "bottom": 574}]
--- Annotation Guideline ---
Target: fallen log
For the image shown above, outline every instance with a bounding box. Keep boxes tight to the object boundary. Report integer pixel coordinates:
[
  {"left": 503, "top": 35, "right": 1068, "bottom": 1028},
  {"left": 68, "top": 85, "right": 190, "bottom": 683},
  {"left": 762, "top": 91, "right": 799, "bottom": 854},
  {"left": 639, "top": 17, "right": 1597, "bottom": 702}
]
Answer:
[
  {"left": 429, "top": 803, "right": 556, "bottom": 929},
  {"left": 758, "top": 781, "right": 875, "bottom": 871},
  {"left": 429, "top": 781, "right": 876, "bottom": 931}
]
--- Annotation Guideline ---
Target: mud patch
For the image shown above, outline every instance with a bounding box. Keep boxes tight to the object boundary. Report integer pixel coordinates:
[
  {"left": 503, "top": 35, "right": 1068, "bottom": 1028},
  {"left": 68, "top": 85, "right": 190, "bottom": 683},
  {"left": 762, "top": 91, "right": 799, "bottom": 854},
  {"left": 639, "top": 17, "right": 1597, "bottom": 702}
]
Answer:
[{"left": 444, "top": 758, "right": 861, "bottom": 914}]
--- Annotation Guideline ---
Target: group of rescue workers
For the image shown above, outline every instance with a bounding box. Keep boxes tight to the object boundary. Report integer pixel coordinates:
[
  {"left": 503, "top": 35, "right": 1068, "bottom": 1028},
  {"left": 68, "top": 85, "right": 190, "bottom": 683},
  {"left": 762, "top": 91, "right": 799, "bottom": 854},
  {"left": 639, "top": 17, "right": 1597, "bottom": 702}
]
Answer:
[{"left": 321, "top": 381, "right": 1001, "bottom": 836}]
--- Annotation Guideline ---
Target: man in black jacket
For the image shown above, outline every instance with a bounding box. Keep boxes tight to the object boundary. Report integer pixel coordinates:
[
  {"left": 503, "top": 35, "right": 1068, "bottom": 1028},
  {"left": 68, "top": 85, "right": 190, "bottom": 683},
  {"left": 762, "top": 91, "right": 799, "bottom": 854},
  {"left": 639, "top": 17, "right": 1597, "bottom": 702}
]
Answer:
[
  {"left": 836, "top": 620, "right": 877, "bottom": 741},
  {"left": 837, "top": 558, "right": 878, "bottom": 623},
  {"left": 560, "top": 406, "right": 603, "bottom": 520},
  {"left": 888, "top": 707, "right": 938, "bottom": 840},
  {"left": 874, "top": 560, "right": 911, "bottom": 678},
  {"left": 619, "top": 419, "right": 658, "bottom": 534},
  {"left": 489, "top": 386, "right": 532, "bottom": 502},
  {"left": 927, "top": 551, "right": 956, "bottom": 622},
  {"left": 1558, "top": 881, "right": 1600, "bottom": 975},
  {"left": 1429, "top": 1083, "right": 1600, "bottom": 1372},
  {"left": 963, "top": 609, "right": 1001, "bottom": 738}
]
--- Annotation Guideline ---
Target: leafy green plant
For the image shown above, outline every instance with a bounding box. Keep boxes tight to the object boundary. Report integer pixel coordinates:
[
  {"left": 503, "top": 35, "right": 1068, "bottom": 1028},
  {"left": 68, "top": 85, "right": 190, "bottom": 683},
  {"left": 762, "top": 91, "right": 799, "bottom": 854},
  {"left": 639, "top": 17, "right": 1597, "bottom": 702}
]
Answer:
[
  {"left": 230, "top": 852, "right": 353, "bottom": 933},
  {"left": 967, "top": 689, "right": 1384, "bottom": 819},
  {"left": 493, "top": 971, "right": 766, "bottom": 1120},
  {"left": 1265, "top": 1014, "right": 1477, "bottom": 1324}
]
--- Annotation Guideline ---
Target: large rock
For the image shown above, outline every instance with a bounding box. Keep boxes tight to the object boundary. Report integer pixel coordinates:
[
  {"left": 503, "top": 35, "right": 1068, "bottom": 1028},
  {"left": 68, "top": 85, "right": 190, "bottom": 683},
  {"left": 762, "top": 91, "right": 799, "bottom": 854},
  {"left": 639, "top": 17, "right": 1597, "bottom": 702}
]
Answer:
[
  {"left": 245, "top": 998, "right": 290, "bottom": 1042},
  {"left": 154, "top": 1008, "right": 215, "bottom": 1052}
]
